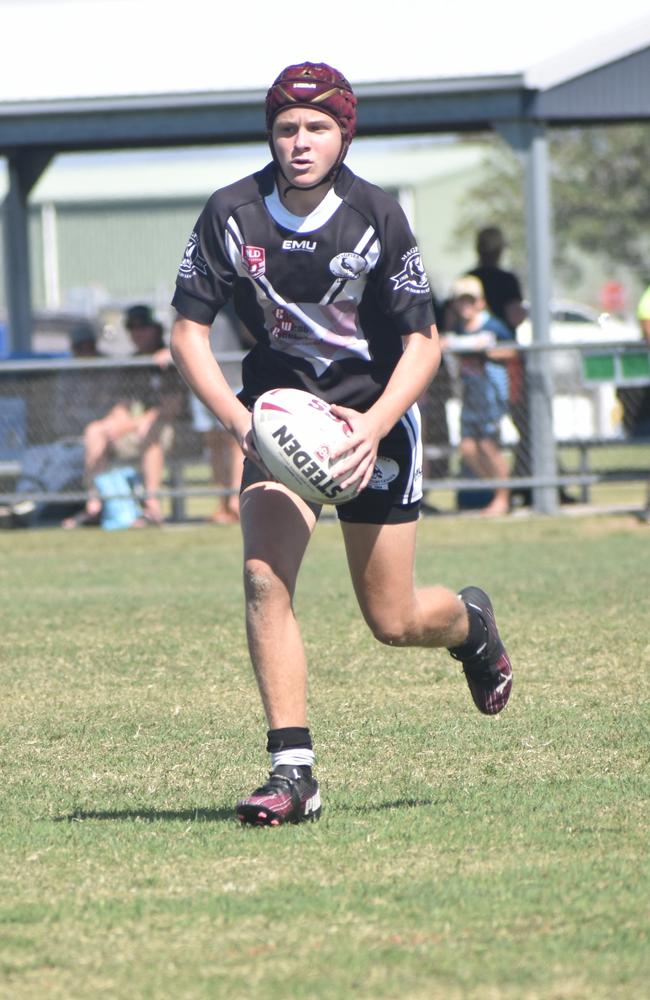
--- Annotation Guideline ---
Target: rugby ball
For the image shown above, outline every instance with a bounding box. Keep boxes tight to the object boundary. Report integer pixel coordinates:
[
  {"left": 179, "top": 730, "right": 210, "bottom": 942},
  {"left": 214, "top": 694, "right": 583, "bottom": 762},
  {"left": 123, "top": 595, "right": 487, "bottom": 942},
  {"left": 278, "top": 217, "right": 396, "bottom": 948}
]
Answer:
[{"left": 252, "top": 388, "right": 359, "bottom": 505}]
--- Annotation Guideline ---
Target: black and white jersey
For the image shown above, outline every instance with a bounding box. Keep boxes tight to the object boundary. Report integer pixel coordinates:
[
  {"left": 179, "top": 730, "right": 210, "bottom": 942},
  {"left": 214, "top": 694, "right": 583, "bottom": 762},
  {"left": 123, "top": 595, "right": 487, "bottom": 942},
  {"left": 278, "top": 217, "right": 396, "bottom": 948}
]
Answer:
[{"left": 172, "top": 163, "right": 435, "bottom": 410}]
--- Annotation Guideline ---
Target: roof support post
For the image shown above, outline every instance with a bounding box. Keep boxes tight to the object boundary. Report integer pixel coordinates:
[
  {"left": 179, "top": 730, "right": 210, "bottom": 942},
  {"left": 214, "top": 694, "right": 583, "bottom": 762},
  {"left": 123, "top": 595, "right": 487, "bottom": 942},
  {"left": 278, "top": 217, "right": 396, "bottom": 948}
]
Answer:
[
  {"left": 2, "top": 150, "right": 53, "bottom": 355},
  {"left": 496, "top": 119, "right": 558, "bottom": 514}
]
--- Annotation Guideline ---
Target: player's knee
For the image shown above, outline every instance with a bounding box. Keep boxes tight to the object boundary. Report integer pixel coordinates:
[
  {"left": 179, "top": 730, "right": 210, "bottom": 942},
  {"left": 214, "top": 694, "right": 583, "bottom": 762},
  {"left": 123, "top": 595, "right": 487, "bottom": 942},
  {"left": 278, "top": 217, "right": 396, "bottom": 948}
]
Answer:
[
  {"left": 367, "top": 615, "right": 413, "bottom": 647},
  {"left": 243, "top": 560, "right": 286, "bottom": 610}
]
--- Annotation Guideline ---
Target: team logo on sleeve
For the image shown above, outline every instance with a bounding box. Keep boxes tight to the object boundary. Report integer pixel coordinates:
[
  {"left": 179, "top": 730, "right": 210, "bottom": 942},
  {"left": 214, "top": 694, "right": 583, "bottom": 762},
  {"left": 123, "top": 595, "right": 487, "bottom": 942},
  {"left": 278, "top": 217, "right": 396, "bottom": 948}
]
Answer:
[
  {"left": 329, "top": 252, "right": 368, "bottom": 279},
  {"left": 390, "top": 247, "right": 430, "bottom": 295},
  {"left": 178, "top": 231, "right": 208, "bottom": 279},
  {"left": 242, "top": 245, "right": 266, "bottom": 278}
]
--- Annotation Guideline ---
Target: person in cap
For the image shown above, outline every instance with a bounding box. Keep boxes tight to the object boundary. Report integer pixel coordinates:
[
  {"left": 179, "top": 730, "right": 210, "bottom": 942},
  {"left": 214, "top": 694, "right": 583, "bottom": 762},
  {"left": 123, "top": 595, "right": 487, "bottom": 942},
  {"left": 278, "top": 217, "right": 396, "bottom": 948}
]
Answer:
[
  {"left": 62, "top": 304, "right": 185, "bottom": 528},
  {"left": 69, "top": 322, "right": 100, "bottom": 358},
  {"left": 54, "top": 322, "right": 113, "bottom": 438},
  {"left": 124, "top": 304, "right": 169, "bottom": 362},
  {"left": 170, "top": 62, "right": 513, "bottom": 826},
  {"left": 442, "top": 275, "right": 517, "bottom": 517}
]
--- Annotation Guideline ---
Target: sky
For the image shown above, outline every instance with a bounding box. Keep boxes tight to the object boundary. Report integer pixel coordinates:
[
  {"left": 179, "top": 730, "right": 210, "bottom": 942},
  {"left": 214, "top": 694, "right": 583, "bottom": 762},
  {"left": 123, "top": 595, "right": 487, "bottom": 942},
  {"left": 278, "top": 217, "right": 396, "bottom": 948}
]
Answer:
[{"left": 1, "top": 0, "right": 649, "bottom": 102}]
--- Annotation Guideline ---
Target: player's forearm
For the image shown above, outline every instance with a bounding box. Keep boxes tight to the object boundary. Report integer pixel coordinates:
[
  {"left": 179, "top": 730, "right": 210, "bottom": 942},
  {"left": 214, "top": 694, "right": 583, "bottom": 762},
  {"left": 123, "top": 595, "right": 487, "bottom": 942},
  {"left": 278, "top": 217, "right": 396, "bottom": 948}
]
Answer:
[
  {"left": 368, "top": 326, "right": 440, "bottom": 437},
  {"left": 170, "top": 316, "right": 249, "bottom": 441}
]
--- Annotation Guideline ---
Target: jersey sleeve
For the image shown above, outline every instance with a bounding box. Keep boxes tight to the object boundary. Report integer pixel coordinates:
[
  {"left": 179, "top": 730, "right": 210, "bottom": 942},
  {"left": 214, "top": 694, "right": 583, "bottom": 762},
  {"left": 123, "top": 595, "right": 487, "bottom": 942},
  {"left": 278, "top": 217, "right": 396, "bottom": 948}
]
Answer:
[
  {"left": 171, "top": 193, "right": 236, "bottom": 326},
  {"left": 371, "top": 198, "right": 436, "bottom": 335}
]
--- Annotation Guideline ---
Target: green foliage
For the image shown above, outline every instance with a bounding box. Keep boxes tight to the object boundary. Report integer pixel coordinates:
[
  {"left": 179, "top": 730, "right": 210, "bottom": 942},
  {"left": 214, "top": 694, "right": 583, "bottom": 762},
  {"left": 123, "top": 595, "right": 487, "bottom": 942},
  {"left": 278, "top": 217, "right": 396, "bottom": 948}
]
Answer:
[
  {"left": 453, "top": 125, "right": 650, "bottom": 288},
  {"left": 452, "top": 138, "right": 527, "bottom": 269},
  {"left": 1, "top": 517, "right": 649, "bottom": 999}
]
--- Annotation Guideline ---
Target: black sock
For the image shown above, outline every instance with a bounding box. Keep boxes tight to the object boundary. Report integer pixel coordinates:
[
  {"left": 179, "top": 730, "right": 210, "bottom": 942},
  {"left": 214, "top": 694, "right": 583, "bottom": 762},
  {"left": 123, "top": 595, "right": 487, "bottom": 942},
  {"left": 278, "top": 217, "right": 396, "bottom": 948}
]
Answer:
[
  {"left": 266, "top": 727, "right": 314, "bottom": 774},
  {"left": 266, "top": 727, "right": 312, "bottom": 753},
  {"left": 448, "top": 600, "right": 488, "bottom": 659}
]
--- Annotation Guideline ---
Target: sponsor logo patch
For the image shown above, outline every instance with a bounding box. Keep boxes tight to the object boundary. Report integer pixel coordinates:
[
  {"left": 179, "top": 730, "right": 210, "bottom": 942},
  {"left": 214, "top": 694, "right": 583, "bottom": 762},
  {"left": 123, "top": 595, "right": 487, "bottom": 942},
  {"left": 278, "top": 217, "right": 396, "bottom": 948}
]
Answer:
[
  {"left": 329, "top": 252, "right": 368, "bottom": 280},
  {"left": 390, "top": 247, "right": 430, "bottom": 295},
  {"left": 282, "top": 238, "right": 317, "bottom": 253},
  {"left": 270, "top": 306, "right": 309, "bottom": 341},
  {"left": 178, "top": 231, "right": 208, "bottom": 279},
  {"left": 242, "top": 244, "right": 266, "bottom": 278}
]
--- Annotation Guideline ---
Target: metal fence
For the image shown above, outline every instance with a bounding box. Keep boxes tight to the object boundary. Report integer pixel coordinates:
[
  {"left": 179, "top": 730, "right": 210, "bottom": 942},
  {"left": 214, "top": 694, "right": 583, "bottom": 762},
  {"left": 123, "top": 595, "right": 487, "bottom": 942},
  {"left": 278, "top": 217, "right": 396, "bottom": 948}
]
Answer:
[
  {"left": 423, "top": 340, "right": 650, "bottom": 506},
  {"left": 1, "top": 342, "right": 649, "bottom": 526}
]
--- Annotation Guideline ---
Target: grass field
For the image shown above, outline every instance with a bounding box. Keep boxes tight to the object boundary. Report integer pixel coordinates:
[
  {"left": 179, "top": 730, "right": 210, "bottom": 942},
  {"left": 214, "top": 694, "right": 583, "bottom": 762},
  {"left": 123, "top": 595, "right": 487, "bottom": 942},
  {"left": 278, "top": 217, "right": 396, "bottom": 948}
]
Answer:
[{"left": 1, "top": 513, "right": 649, "bottom": 999}]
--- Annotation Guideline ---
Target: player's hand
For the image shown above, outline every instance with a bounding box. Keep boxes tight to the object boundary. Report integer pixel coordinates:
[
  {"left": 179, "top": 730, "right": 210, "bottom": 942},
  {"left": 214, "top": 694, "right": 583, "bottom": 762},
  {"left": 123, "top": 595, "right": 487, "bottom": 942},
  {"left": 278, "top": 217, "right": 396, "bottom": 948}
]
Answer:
[
  {"left": 328, "top": 404, "right": 381, "bottom": 493},
  {"left": 240, "top": 419, "right": 274, "bottom": 479}
]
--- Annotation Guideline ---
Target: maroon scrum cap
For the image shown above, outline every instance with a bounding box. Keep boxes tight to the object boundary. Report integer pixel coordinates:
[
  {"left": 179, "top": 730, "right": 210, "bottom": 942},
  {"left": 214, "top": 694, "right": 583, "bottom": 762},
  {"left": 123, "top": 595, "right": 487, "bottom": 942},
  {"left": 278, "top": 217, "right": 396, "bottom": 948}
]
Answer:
[{"left": 265, "top": 62, "right": 357, "bottom": 148}]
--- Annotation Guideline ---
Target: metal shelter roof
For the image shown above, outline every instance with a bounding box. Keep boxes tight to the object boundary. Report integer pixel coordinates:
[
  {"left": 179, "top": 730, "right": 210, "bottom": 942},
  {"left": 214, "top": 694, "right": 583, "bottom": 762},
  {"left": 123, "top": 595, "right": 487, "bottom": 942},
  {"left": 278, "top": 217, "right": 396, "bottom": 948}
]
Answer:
[{"left": 1, "top": 1, "right": 650, "bottom": 152}]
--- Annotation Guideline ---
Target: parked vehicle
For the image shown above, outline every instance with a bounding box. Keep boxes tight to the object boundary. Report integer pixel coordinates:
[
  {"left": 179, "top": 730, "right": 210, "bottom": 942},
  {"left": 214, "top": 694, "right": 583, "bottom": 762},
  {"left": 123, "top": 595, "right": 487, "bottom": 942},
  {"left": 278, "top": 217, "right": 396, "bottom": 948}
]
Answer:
[{"left": 516, "top": 301, "right": 640, "bottom": 439}]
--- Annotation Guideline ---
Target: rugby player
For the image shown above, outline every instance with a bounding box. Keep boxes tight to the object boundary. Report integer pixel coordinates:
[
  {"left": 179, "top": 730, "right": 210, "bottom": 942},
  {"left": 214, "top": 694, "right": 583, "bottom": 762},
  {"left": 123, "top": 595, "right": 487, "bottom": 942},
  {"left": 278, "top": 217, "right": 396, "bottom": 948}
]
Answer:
[{"left": 170, "top": 62, "right": 513, "bottom": 826}]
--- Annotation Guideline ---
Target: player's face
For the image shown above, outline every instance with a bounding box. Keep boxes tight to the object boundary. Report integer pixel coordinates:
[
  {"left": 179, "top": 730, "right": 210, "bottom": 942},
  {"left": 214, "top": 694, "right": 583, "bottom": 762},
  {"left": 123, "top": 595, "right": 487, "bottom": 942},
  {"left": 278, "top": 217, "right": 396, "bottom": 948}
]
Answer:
[{"left": 272, "top": 108, "right": 343, "bottom": 189}]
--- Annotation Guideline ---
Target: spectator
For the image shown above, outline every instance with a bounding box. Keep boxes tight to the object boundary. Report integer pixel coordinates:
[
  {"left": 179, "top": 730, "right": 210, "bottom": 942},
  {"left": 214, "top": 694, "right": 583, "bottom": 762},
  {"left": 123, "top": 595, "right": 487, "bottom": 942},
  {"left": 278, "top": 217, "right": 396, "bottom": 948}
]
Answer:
[
  {"left": 69, "top": 322, "right": 99, "bottom": 357},
  {"left": 442, "top": 275, "right": 517, "bottom": 517},
  {"left": 52, "top": 323, "right": 117, "bottom": 439},
  {"left": 122, "top": 304, "right": 173, "bottom": 369},
  {"left": 469, "top": 227, "right": 527, "bottom": 332},
  {"left": 1, "top": 322, "right": 112, "bottom": 528},
  {"left": 62, "top": 305, "right": 185, "bottom": 528},
  {"left": 468, "top": 227, "right": 531, "bottom": 502}
]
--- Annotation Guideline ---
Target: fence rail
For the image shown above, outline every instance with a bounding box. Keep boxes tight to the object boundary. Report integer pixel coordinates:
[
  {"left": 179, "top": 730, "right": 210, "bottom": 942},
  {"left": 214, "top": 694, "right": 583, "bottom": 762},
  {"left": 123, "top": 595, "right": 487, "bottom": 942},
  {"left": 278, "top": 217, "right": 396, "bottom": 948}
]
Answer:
[{"left": 1, "top": 342, "right": 648, "bottom": 524}]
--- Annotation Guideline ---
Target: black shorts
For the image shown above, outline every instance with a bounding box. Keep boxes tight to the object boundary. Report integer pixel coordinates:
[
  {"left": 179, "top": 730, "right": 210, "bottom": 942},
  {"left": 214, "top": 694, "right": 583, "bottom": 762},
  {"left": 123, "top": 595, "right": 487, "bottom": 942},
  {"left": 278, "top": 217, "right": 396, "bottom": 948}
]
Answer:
[{"left": 242, "top": 404, "right": 422, "bottom": 525}]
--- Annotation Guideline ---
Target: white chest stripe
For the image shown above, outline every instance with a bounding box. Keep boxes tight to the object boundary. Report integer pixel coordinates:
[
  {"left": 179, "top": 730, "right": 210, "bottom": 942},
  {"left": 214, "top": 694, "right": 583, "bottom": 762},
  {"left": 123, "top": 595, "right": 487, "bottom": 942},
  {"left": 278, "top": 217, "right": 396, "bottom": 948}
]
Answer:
[
  {"left": 256, "top": 273, "right": 372, "bottom": 373},
  {"left": 225, "top": 219, "right": 245, "bottom": 271},
  {"left": 224, "top": 214, "right": 373, "bottom": 377}
]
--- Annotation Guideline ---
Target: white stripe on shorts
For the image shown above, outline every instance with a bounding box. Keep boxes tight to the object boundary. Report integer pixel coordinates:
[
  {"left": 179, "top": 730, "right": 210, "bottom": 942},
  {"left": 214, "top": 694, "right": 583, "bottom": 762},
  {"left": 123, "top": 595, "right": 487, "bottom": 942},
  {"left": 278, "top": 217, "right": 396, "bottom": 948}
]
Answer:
[{"left": 400, "top": 403, "right": 423, "bottom": 505}]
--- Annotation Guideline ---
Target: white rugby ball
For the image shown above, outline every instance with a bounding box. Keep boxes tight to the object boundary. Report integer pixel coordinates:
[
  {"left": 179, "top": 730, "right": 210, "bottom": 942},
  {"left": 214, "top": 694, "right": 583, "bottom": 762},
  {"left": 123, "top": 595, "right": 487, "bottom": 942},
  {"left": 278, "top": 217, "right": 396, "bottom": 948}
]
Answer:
[{"left": 252, "top": 388, "right": 359, "bottom": 505}]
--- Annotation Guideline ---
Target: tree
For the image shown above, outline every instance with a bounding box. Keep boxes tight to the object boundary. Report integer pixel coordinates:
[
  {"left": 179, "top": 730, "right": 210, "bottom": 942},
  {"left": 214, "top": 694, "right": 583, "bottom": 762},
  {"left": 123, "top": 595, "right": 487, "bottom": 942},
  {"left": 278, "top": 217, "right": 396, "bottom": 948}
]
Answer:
[{"left": 453, "top": 124, "right": 650, "bottom": 293}]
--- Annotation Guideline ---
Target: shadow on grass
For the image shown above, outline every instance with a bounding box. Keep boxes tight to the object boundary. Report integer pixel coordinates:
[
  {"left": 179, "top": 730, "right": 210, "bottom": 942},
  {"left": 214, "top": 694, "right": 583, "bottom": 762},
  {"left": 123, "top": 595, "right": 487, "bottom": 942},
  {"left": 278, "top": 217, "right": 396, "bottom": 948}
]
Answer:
[
  {"left": 335, "top": 797, "right": 438, "bottom": 813},
  {"left": 54, "top": 797, "right": 439, "bottom": 824},
  {"left": 54, "top": 807, "right": 235, "bottom": 823}
]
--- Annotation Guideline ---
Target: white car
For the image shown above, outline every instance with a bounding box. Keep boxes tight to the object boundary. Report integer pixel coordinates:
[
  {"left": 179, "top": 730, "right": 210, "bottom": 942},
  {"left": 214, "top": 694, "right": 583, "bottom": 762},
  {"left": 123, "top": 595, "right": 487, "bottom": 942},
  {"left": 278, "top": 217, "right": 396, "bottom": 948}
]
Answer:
[
  {"left": 517, "top": 299, "right": 638, "bottom": 355},
  {"left": 515, "top": 301, "right": 641, "bottom": 439}
]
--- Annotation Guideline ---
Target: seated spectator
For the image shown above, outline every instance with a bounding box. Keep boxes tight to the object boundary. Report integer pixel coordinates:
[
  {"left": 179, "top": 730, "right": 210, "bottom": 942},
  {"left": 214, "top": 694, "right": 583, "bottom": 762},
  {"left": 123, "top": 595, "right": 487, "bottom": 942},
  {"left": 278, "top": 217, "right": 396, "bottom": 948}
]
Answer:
[
  {"left": 52, "top": 323, "right": 119, "bottom": 438},
  {"left": 69, "top": 322, "right": 100, "bottom": 359},
  {"left": 62, "top": 305, "right": 185, "bottom": 529},
  {"left": 441, "top": 275, "right": 517, "bottom": 517},
  {"left": 2, "top": 322, "right": 116, "bottom": 529}
]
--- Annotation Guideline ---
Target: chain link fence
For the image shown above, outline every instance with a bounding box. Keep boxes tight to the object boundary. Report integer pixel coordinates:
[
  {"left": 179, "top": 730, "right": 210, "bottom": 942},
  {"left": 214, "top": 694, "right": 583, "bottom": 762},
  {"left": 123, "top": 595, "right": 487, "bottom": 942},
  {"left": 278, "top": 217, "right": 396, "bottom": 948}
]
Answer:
[{"left": 1, "top": 342, "right": 649, "bottom": 527}]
